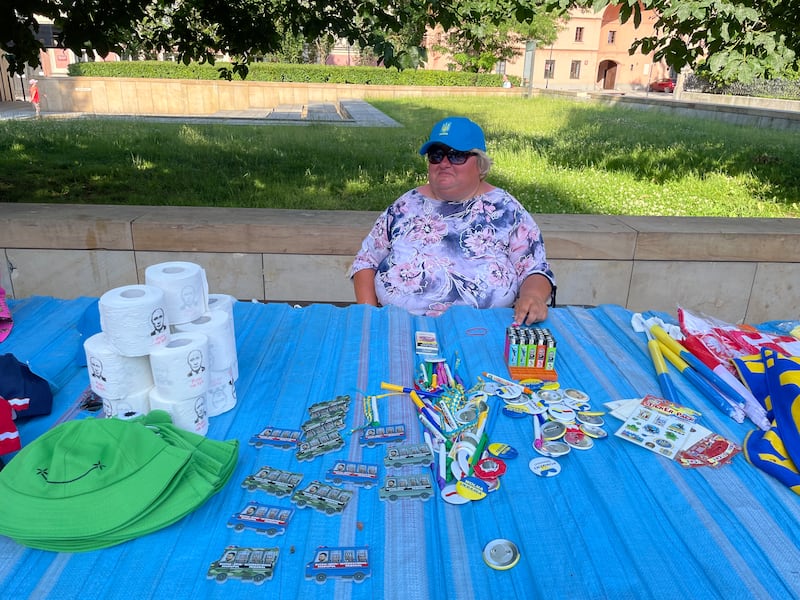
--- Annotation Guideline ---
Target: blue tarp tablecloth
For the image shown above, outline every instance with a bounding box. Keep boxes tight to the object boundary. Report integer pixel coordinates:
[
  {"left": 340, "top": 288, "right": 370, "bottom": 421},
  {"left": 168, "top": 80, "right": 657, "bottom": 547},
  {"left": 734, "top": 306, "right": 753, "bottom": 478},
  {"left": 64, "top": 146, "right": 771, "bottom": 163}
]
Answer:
[{"left": 1, "top": 297, "right": 799, "bottom": 600}]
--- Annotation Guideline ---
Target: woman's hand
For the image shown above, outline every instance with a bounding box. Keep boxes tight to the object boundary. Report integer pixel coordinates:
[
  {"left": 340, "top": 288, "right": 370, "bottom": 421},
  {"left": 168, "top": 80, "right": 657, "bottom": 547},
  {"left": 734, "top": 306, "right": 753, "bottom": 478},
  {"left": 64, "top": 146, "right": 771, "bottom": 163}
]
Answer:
[{"left": 513, "top": 274, "right": 553, "bottom": 325}]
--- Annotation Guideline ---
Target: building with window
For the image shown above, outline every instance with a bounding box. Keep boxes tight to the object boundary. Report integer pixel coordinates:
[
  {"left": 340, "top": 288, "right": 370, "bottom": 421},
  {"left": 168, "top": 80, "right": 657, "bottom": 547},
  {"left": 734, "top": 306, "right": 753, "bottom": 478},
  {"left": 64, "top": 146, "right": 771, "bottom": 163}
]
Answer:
[{"left": 425, "top": 7, "right": 674, "bottom": 91}]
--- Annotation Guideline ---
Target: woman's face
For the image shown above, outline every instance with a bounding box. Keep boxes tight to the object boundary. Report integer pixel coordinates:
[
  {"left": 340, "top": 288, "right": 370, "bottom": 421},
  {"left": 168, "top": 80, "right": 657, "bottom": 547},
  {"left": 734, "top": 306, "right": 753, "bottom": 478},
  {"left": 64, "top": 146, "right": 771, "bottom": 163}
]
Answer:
[{"left": 427, "top": 145, "right": 481, "bottom": 202}]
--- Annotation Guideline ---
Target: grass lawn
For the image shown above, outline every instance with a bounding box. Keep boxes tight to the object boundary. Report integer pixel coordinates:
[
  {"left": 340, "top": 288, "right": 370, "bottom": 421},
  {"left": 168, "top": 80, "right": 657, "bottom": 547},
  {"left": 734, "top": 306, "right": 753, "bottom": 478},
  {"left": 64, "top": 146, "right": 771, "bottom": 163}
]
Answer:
[{"left": 1, "top": 95, "right": 798, "bottom": 217}]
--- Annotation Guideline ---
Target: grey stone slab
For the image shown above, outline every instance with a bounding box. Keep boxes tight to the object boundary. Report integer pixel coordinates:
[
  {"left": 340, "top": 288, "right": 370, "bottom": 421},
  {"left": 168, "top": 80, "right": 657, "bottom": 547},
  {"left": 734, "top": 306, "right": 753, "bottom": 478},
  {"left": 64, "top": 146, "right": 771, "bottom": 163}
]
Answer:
[
  {"left": 6, "top": 249, "right": 137, "bottom": 298},
  {"left": 627, "top": 260, "right": 756, "bottom": 324},
  {"left": 263, "top": 254, "right": 354, "bottom": 303},
  {"left": 549, "top": 259, "right": 633, "bottom": 307},
  {"left": 746, "top": 262, "right": 800, "bottom": 324},
  {"left": 536, "top": 214, "right": 637, "bottom": 260},
  {"left": 0, "top": 203, "right": 140, "bottom": 250},
  {"left": 134, "top": 251, "right": 265, "bottom": 301},
  {"left": 618, "top": 216, "right": 800, "bottom": 262}
]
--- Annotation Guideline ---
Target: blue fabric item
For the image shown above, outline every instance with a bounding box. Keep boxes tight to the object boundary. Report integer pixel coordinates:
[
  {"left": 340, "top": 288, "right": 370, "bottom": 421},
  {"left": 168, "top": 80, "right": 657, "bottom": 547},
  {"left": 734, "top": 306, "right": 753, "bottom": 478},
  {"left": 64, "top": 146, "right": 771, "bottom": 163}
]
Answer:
[
  {"left": 0, "top": 353, "right": 53, "bottom": 418},
  {"left": 732, "top": 353, "right": 772, "bottom": 416},
  {"left": 744, "top": 427, "right": 800, "bottom": 494},
  {"left": 764, "top": 348, "right": 800, "bottom": 465},
  {"left": 3, "top": 298, "right": 800, "bottom": 599},
  {"left": 74, "top": 299, "right": 101, "bottom": 367},
  {"left": 742, "top": 349, "right": 800, "bottom": 495}
]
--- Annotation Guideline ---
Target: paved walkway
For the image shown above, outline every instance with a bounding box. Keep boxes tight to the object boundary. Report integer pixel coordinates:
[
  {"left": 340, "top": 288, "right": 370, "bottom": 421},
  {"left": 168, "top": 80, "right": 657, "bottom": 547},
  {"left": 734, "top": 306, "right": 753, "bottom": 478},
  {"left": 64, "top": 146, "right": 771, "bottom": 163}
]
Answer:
[{"left": 0, "top": 99, "right": 401, "bottom": 127}]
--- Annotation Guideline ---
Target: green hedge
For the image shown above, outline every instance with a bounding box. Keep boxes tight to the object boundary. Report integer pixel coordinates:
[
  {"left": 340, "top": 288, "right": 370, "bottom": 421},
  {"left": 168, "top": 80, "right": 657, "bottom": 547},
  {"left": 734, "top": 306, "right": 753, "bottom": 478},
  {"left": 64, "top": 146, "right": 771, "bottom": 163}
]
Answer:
[{"left": 67, "top": 60, "right": 521, "bottom": 87}]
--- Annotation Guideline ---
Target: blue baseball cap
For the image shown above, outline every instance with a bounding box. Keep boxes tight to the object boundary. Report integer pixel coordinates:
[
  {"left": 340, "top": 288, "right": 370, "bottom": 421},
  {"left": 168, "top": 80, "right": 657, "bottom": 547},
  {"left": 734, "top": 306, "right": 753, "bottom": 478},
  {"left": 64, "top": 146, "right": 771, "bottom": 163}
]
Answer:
[{"left": 419, "top": 117, "right": 487, "bottom": 155}]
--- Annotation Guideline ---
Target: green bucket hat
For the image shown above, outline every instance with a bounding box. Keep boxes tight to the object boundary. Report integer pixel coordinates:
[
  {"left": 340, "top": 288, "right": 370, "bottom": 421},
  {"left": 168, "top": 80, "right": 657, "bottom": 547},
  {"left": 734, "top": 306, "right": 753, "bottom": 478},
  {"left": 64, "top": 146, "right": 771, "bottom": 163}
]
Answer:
[
  {"left": 0, "top": 412, "right": 238, "bottom": 552},
  {"left": 0, "top": 416, "right": 192, "bottom": 542}
]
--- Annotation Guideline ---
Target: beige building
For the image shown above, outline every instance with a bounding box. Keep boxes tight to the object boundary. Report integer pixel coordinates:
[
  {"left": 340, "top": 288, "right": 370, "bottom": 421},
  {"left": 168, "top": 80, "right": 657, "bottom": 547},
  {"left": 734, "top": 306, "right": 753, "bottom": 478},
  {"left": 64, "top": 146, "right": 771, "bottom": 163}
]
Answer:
[{"left": 424, "top": 7, "right": 674, "bottom": 92}]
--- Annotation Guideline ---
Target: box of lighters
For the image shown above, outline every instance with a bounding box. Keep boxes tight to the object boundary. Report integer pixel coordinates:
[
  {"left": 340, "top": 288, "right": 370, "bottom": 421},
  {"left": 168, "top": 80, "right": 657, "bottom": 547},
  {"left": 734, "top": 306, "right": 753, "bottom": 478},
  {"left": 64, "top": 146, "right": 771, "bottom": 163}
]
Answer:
[{"left": 504, "top": 326, "right": 558, "bottom": 381}]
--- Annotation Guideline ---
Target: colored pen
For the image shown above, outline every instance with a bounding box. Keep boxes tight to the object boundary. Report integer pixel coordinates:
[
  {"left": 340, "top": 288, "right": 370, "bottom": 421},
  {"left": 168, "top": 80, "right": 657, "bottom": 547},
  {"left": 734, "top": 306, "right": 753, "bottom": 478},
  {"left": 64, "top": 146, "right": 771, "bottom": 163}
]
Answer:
[
  {"left": 429, "top": 460, "right": 447, "bottom": 490},
  {"left": 418, "top": 413, "right": 448, "bottom": 446},
  {"left": 470, "top": 433, "right": 489, "bottom": 467},
  {"left": 482, "top": 371, "right": 534, "bottom": 395},
  {"left": 409, "top": 390, "right": 443, "bottom": 427},
  {"left": 443, "top": 363, "right": 456, "bottom": 387},
  {"left": 380, "top": 381, "right": 440, "bottom": 399},
  {"left": 474, "top": 405, "right": 490, "bottom": 439},
  {"left": 533, "top": 413, "right": 543, "bottom": 449}
]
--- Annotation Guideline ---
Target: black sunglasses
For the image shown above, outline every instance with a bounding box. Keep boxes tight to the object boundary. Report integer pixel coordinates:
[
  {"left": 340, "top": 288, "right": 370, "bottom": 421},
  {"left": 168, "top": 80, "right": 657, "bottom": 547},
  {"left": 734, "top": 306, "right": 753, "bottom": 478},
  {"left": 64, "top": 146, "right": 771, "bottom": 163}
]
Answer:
[{"left": 426, "top": 147, "right": 476, "bottom": 165}]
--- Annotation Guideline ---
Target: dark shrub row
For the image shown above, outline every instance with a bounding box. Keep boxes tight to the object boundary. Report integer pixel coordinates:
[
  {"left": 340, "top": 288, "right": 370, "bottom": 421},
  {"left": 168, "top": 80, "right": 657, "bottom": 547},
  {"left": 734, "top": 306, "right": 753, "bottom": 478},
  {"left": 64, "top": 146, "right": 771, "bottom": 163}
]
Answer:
[{"left": 68, "top": 61, "right": 521, "bottom": 87}]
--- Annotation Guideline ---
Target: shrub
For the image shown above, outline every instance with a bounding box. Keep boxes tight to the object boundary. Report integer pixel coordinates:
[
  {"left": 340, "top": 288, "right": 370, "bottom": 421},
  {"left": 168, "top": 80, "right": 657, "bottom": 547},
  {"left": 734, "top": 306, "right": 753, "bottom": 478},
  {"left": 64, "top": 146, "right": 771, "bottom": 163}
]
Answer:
[{"left": 67, "top": 60, "right": 522, "bottom": 87}]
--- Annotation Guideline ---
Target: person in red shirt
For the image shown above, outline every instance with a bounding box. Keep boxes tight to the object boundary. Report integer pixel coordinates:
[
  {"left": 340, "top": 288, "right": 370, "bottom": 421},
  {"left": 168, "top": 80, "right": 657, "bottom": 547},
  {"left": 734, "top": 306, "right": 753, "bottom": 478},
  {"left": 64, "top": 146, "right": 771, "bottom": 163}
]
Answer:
[{"left": 29, "top": 79, "right": 40, "bottom": 117}]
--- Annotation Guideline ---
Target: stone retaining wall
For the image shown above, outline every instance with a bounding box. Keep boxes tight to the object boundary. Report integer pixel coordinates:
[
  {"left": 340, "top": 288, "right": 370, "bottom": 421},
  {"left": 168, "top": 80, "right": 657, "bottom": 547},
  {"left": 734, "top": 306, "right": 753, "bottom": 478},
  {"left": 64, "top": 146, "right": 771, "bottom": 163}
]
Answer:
[
  {"left": 38, "top": 77, "right": 800, "bottom": 131},
  {"left": 2, "top": 203, "right": 798, "bottom": 324}
]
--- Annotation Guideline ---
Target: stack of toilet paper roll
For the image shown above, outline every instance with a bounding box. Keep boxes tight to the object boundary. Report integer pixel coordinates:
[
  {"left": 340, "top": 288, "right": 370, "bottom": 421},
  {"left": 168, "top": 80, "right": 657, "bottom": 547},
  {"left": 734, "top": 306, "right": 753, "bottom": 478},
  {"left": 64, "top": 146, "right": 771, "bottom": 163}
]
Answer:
[
  {"left": 86, "top": 262, "right": 239, "bottom": 434},
  {"left": 148, "top": 332, "right": 210, "bottom": 436}
]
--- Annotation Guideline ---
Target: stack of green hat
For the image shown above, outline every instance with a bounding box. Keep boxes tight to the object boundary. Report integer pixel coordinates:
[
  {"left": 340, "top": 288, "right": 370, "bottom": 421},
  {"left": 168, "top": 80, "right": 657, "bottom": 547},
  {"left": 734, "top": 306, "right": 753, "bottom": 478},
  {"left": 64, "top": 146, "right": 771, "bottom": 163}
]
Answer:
[{"left": 0, "top": 410, "right": 238, "bottom": 552}]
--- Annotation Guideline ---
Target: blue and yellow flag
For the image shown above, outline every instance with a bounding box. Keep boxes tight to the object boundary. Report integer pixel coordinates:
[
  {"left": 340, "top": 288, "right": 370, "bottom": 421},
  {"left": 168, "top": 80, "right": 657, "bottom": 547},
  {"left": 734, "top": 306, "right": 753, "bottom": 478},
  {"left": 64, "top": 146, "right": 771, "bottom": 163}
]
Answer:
[
  {"left": 744, "top": 349, "right": 800, "bottom": 494},
  {"left": 733, "top": 353, "right": 773, "bottom": 417}
]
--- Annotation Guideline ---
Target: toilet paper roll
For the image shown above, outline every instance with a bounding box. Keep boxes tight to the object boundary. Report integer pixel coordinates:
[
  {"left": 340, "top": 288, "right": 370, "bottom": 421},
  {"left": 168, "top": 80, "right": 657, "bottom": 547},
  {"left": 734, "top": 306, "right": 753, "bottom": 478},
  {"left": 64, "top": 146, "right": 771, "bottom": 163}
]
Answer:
[
  {"left": 208, "top": 293, "right": 237, "bottom": 322},
  {"left": 84, "top": 332, "right": 154, "bottom": 398},
  {"left": 99, "top": 285, "right": 170, "bottom": 357},
  {"left": 148, "top": 332, "right": 210, "bottom": 399},
  {"left": 207, "top": 367, "right": 237, "bottom": 417},
  {"left": 101, "top": 387, "right": 151, "bottom": 419},
  {"left": 145, "top": 262, "right": 209, "bottom": 326},
  {"left": 149, "top": 387, "right": 208, "bottom": 436},
  {"left": 174, "top": 311, "right": 237, "bottom": 373}
]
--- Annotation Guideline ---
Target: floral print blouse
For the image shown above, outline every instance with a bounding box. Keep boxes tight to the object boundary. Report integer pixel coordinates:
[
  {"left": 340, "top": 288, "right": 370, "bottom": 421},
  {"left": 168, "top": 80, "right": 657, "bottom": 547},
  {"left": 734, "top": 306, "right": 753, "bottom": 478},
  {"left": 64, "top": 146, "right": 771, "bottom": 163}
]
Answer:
[{"left": 349, "top": 187, "right": 555, "bottom": 316}]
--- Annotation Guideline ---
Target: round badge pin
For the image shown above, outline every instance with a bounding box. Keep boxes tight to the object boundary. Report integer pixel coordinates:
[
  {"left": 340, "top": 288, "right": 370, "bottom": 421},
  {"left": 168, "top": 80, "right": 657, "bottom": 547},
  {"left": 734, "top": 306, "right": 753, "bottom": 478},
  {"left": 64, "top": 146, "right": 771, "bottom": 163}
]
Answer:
[
  {"left": 502, "top": 405, "right": 532, "bottom": 418},
  {"left": 529, "top": 456, "right": 562, "bottom": 477},
  {"left": 563, "top": 388, "right": 590, "bottom": 403},
  {"left": 548, "top": 405, "right": 576, "bottom": 423},
  {"left": 565, "top": 429, "right": 594, "bottom": 450},
  {"left": 520, "top": 378, "right": 543, "bottom": 390},
  {"left": 524, "top": 399, "right": 548, "bottom": 415},
  {"left": 482, "top": 381, "right": 500, "bottom": 395},
  {"left": 457, "top": 405, "right": 480, "bottom": 424},
  {"left": 580, "top": 423, "right": 608, "bottom": 439},
  {"left": 441, "top": 483, "right": 471, "bottom": 505},
  {"left": 534, "top": 440, "right": 570, "bottom": 458},
  {"left": 488, "top": 442, "right": 519, "bottom": 460},
  {"left": 564, "top": 398, "right": 593, "bottom": 412},
  {"left": 537, "top": 389, "right": 563, "bottom": 404},
  {"left": 576, "top": 412, "right": 605, "bottom": 426},
  {"left": 474, "top": 457, "right": 508, "bottom": 480},
  {"left": 483, "top": 539, "right": 520, "bottom": 571},
  {"left": 541, "top": 420, "right": 566, "bottom": 441},
  {"left": 456, "top": 476, "right": 489, "bottom": 501},
  {"left": 486, "top": 477, "right": 502, "bottom": 493},
  {"left": 496, "top": 385, "right": 523, "bottom": 400}
]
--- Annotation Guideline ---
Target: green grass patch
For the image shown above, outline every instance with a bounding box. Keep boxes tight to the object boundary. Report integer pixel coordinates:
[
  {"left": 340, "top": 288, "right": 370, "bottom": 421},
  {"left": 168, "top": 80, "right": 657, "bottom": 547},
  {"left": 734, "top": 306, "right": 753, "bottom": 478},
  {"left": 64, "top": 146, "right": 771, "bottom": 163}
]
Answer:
[{"left": 1, "top": 95, "right": 798, "bottom": 217}]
